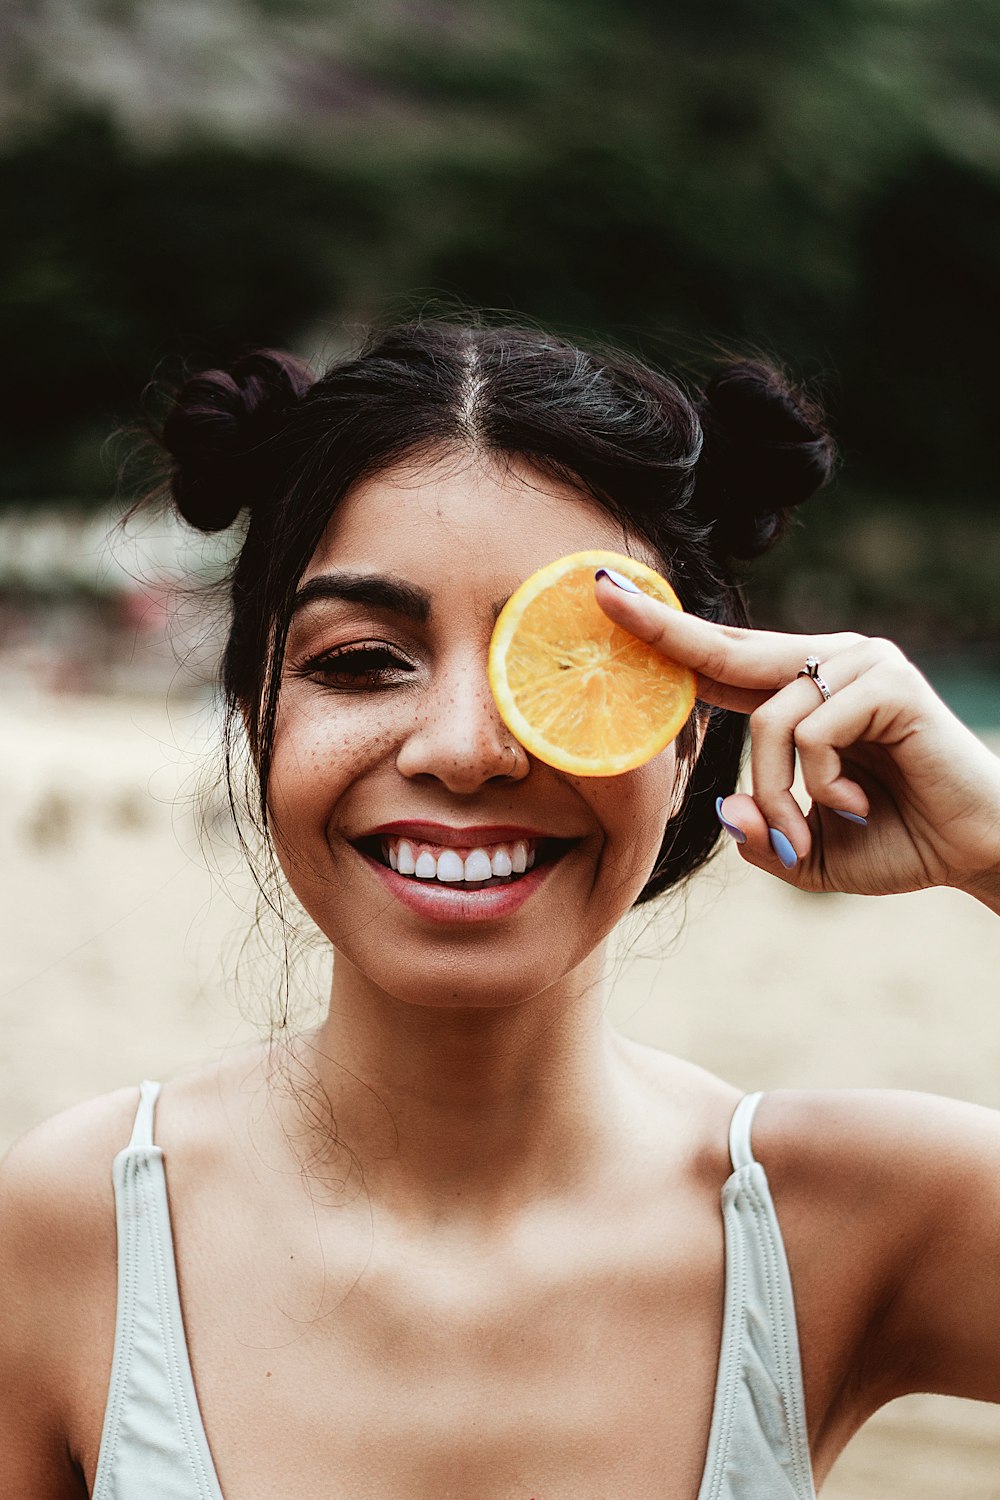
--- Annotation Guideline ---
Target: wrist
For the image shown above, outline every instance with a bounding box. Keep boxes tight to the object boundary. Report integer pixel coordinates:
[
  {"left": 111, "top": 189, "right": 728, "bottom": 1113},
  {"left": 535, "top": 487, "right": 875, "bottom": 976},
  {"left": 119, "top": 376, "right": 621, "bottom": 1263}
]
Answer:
[{"left": 957, "top": 867, "right": 1000, "bottom": 916}]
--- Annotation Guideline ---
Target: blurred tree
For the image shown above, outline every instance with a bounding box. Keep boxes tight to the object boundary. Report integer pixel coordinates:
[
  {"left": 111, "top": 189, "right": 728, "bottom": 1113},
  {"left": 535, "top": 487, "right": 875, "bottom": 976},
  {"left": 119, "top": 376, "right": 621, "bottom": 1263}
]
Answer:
[
  {"left": 0, "top": 110, "right": 386, "bottom": 498},
  {"left": 846, "top": 152, "right": 1000, "bottom": 496},
  {"left": 1, "top": 0, "right": 998, "bottom": 519}
]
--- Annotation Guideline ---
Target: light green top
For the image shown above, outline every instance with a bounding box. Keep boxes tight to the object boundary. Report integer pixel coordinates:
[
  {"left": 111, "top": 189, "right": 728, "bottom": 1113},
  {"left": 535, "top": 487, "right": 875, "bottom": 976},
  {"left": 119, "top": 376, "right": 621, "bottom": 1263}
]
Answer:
[{"left": 92, "top": 1083, "right": 816, "bottom": 1499}]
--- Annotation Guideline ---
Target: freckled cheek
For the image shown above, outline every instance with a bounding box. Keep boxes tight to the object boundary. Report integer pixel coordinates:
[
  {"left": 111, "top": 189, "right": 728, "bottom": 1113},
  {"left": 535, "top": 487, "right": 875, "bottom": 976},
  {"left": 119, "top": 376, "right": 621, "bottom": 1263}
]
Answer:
[{"left": 266, "top": 705, "right": 401, "bottom": 842}]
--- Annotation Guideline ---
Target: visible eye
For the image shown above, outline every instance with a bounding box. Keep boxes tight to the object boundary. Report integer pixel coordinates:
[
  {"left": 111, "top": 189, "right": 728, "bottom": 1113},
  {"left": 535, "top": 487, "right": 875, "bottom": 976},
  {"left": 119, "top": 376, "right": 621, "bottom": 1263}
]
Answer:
[{"left": 298, "top": 641, "right": 417, "bottom": 691}]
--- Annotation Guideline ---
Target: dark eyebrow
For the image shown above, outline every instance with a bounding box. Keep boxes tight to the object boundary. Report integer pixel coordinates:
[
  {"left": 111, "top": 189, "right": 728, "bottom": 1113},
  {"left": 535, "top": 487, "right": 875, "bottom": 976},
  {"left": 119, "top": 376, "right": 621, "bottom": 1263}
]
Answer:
[{"left": 290, "top": 571, "right": 432, "bottom": 625}]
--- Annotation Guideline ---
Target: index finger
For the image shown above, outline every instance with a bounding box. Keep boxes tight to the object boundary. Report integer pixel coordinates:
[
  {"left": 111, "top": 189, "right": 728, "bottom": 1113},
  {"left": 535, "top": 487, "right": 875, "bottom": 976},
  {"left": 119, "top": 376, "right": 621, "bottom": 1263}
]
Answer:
[{"left": 594, "top": 571, "right": 862, "bottom": 712}]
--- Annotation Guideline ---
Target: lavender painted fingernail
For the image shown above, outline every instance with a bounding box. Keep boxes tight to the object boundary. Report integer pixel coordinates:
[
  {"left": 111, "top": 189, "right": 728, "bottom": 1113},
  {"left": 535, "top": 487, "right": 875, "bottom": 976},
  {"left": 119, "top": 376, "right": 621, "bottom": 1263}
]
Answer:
[
  {"left": 715, "top": 795, "right": 747, "bottom": 845},
  {"left": 834, "top": 809, "right": 869, "bottom": 827},
  {"left": 768, "top": 828, "right": 798, "bottom": 869},
  {"left": 595, "top": 567, "right": 641, "bottom": 594}
]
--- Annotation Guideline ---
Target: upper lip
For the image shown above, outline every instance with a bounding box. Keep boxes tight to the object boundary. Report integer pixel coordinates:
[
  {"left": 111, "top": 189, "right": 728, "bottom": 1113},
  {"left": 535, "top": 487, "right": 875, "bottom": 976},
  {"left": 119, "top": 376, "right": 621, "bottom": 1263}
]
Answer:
[{"left": 364, "top": 821, "right": 561, "bottom": 847}]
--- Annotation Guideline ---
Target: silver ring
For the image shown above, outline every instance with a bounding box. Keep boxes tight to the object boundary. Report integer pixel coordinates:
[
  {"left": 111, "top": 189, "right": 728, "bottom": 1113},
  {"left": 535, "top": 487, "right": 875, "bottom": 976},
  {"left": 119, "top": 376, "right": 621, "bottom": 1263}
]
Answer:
[
  {"left": 504, "top": 743, "right": 519, "bottom": 775},
  {"left": 796, "top": 654, "right": 832, "bottom": 702}
]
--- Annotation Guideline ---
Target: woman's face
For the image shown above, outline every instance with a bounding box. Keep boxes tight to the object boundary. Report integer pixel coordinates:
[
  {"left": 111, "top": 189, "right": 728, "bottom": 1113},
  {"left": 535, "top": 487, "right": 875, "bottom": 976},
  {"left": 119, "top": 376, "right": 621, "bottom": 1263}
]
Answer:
[{"left": 268, "top": 451, "right": 683, "bottom": 1010}]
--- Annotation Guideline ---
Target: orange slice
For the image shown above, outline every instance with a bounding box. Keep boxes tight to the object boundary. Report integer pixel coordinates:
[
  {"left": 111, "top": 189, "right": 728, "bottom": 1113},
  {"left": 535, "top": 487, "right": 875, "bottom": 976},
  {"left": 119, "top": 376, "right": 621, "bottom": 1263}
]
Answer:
[{"left": 488, "top": 550, "right": 697, "bottom": 776}]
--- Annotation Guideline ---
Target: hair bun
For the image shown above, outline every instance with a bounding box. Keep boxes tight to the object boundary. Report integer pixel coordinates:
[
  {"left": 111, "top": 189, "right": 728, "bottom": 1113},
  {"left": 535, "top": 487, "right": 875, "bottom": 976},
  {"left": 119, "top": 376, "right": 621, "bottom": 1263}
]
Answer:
[
  {"left": 694, "top": 360, "right": 835, "bottom": 559},
  {"left": 161, "top": 349, "right": 314, "bottom": 532}
]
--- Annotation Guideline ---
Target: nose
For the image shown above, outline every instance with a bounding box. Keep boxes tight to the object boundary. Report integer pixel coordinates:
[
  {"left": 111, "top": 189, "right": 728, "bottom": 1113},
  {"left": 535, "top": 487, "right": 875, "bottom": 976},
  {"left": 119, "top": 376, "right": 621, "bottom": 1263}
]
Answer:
[{"left": 395, "top": 656, "right": 527, "bottom": 793}]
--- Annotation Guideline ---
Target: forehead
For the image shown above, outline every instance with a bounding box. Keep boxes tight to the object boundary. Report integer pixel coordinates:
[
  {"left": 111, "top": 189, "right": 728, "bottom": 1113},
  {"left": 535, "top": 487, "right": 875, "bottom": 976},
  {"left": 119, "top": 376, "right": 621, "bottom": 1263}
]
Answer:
[{"left": 302, "top": 451, "right": 650, "bottom": 590}]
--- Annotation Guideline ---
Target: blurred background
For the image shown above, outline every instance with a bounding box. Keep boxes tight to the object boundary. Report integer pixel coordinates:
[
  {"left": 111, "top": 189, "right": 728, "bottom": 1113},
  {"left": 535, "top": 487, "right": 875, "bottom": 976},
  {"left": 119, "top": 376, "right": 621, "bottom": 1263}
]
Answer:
[
  {"left": 3, "top": 0, "right": 1000, "bottom": 699},
  {"left": 2, "top": 3, "right": 1000, "bottom": 1495}
]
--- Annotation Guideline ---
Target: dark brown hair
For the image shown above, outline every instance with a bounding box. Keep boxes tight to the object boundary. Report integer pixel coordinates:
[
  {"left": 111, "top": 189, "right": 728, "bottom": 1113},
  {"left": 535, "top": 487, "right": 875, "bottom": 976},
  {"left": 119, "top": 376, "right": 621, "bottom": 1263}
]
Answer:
[{"left": 155, "top": 317, "right": 834, "bottom": 904}]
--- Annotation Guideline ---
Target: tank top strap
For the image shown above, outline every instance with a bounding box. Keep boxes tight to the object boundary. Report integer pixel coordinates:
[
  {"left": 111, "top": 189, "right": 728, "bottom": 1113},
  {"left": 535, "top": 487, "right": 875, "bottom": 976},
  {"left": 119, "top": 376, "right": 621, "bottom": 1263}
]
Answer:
[
  {"left": 126, "top": 1079, "right": 162, "bottom": 1151},
  {"left": 94, "top": 1079, "right": 225, "bottom": 1500},
  {"left": 728, "top": 1090, "right": 765, "bottom": 1171},
  {"left": 698, "top": 1088, "right": 816, "bottom": 1500}
]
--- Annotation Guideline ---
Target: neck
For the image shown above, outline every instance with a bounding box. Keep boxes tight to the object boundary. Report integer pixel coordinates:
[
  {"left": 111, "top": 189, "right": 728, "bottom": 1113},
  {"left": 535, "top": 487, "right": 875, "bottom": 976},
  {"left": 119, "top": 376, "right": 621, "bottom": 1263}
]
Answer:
[{"left": 285, "top": 947, "right": 627, "bottom": 1223}]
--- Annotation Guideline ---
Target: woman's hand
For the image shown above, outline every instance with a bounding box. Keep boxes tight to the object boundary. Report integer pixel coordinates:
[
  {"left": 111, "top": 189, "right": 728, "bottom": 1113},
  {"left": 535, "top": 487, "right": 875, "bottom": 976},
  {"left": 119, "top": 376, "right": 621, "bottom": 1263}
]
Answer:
[{"left": 595, "top": 573, "right": 1000, "bottom": 910}]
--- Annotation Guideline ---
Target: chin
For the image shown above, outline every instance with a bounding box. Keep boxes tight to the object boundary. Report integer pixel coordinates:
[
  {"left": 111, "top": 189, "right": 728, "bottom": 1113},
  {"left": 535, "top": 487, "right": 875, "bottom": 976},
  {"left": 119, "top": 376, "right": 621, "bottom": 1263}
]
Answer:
[{"left": 335, "top": 939, "right": 589, "bottom": 1015}]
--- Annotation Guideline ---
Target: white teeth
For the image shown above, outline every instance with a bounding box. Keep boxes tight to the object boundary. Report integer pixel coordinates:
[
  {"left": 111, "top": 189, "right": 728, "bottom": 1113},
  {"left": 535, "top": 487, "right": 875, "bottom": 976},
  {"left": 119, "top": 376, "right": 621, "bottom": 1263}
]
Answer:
[
  {"left": 384, "top": 837, "right": 539, "bottom": 883},
  {"left": 397, "top": 840, "right": 416, "bottom": 875},
  {"left": 464, "top": 848, "right": 493, "bottom": 882},
  {"left": 436, "top": 849, "right": 465, "bottom": 882}
]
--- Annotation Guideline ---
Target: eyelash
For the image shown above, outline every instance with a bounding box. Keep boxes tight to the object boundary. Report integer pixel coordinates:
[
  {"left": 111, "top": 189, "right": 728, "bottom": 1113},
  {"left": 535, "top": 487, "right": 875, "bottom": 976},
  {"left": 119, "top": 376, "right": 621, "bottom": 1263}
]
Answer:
[{"left": 299, "top": 641, "right": 417, "bottom": 690}]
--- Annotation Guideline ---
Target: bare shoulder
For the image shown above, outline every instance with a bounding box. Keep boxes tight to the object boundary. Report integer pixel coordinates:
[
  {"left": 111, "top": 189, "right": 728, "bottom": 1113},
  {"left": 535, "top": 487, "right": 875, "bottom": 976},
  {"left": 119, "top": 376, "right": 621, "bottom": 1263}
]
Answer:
[
  {"left": 0, "top": 1087, "right": 140, "bottom": 1496},
  {"left": 750, "top": 1085, "right": 1000, "bottom": 1274},
  {"left": 0, "top": 1086, "right": 140, "bottom": 1256},
  {"left": 752, "top": 1087, "right": 1000, "bottom": 1411},
  {"left": 0, "top": 1086, "right": 141, "bottom": 1339},
  {"left": 754, "top": 1085, "right": 1000, "bottom": 1205}
]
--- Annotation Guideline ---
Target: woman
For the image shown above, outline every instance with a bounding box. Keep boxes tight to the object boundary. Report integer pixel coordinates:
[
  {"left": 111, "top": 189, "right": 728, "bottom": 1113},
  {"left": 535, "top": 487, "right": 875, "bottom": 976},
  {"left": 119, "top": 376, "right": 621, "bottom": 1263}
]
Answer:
[{"left": 2, "top": 320, "right": 999, "bottom": 1499}]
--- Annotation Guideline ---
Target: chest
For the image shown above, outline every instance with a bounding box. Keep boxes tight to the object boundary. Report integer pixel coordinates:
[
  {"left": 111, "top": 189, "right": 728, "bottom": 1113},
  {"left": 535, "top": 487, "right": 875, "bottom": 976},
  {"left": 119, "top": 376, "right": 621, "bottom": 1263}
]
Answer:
[
  {"left": 139, "top": 1189, "right": 726, "bottom": 1499},
  {"left": 210, "top": 1317, "right": 717, "bottom": 1496}
]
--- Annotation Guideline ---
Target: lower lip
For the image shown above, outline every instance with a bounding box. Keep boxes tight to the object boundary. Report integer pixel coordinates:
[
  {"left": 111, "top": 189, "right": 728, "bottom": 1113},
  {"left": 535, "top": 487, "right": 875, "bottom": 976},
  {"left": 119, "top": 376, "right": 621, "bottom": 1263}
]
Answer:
[{"left": 358, "top": 850, "right": 557, "bottom": 923}]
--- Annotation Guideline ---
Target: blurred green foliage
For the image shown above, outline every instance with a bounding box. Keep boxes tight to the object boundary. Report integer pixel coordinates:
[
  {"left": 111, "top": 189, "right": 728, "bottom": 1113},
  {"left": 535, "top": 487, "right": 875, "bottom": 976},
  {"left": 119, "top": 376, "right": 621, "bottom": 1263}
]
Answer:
[{"left": 1, "top": 0, "right": 998, "bottom": 636}]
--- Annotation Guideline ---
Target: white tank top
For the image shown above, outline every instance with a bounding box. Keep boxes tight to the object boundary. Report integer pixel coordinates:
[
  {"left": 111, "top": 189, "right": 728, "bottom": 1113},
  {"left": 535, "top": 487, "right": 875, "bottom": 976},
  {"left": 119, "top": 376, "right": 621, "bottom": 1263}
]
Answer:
[{"left": 92, "top": 1082, "right": 816, "bottom": 1499}]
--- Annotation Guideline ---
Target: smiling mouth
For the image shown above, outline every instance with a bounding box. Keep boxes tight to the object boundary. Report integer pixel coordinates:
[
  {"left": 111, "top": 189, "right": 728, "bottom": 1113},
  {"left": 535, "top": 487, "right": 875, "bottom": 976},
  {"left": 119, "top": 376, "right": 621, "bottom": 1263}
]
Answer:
[{"left": 353, "top": 835, "right": 575, "bottom": 889}]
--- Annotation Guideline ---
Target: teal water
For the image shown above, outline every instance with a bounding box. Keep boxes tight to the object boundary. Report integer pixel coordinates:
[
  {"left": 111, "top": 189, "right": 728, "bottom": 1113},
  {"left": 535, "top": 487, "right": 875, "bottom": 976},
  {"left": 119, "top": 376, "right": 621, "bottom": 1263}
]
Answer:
[{"left": 914, "top": 651, "right": 1000, "bottom": 730}]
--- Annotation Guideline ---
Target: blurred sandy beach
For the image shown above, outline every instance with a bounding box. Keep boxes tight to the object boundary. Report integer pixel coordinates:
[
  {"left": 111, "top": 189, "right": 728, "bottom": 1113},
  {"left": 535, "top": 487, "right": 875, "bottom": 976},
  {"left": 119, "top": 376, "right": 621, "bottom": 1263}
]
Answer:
[{"left": 2, "top": 692, "right": 999, "bottom": 1498}]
